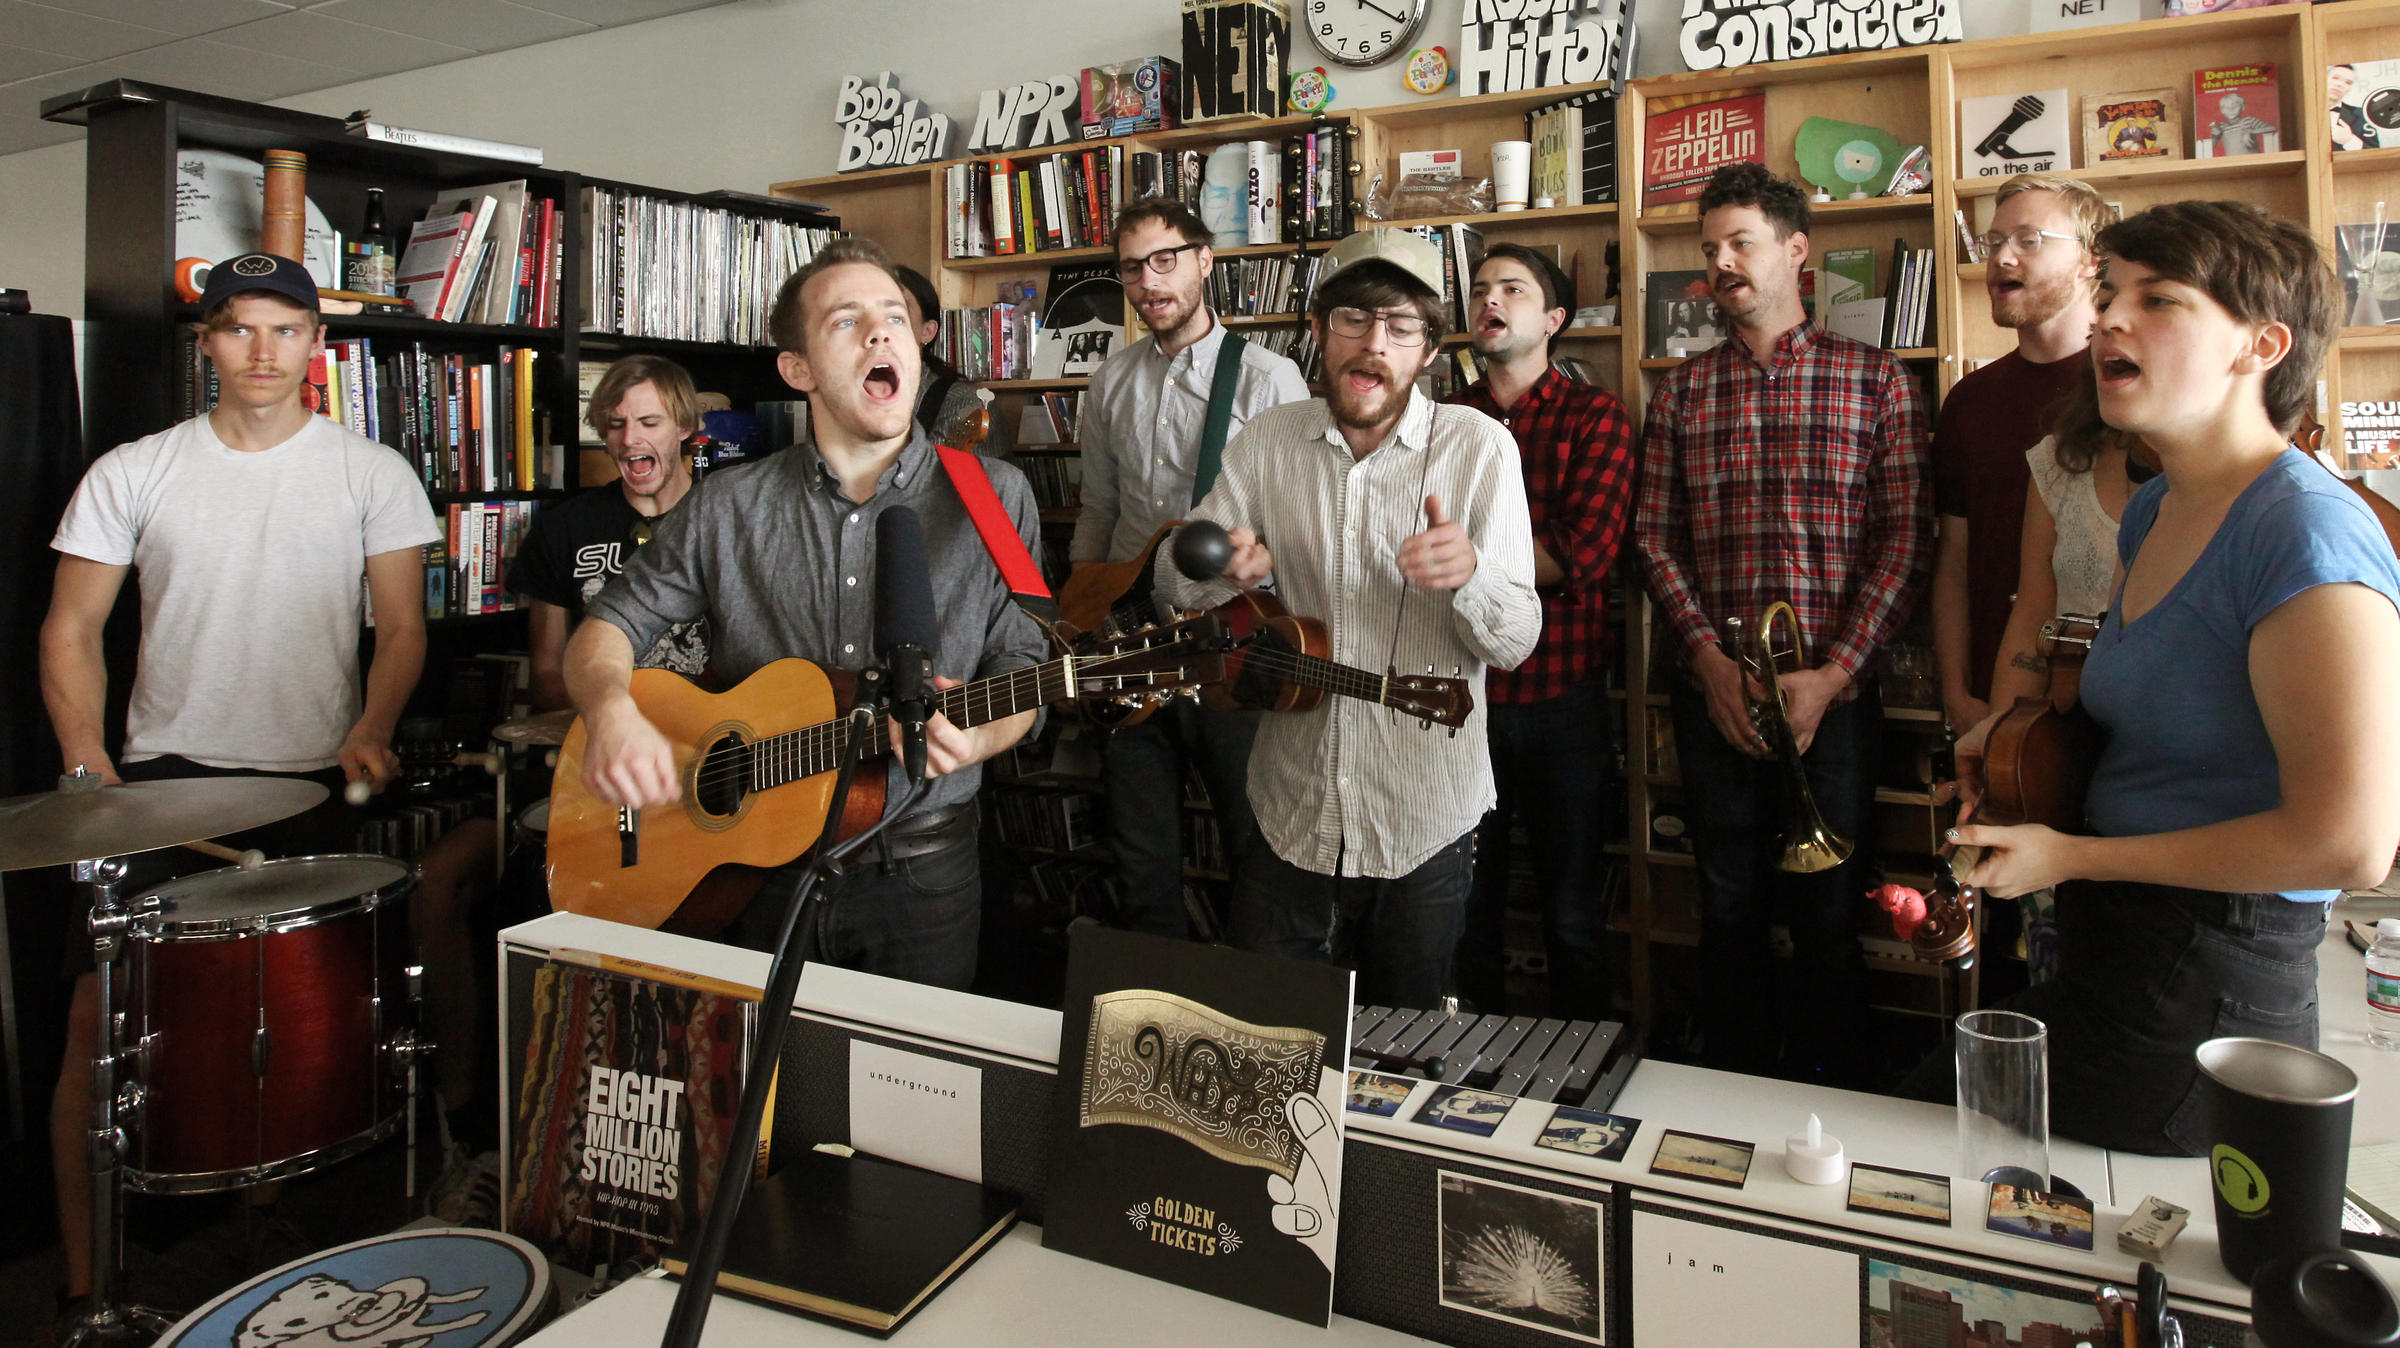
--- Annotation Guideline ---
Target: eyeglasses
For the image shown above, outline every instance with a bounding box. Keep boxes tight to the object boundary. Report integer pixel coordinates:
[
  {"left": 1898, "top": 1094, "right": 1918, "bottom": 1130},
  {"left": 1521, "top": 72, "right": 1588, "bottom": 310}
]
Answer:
[
  {"left": 1976, "top": 228, "right": 2084, "bottom": 259},
  {"left": 1114, "top": 242, "right": 1205, "bottom": 281},
  {"left": 1324, "top": 305, "right": 1430, "bottom": 347}
]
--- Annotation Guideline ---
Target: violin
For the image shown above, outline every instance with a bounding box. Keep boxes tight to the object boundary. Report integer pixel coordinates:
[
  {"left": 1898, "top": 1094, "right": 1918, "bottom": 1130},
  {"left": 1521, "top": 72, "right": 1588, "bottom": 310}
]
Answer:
[{"left": 1910, "top": 614, "right": 2106, "bottom": 965}]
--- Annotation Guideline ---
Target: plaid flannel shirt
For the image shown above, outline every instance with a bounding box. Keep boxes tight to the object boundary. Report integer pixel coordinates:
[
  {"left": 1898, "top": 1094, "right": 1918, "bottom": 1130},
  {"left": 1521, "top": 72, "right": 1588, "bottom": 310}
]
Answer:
[
  {"left": 1634, "top": 321, "right": 1931, "bottom": 680},
  {"left": 1447, "top": 366, "right": 1639, "bottom": 705}
]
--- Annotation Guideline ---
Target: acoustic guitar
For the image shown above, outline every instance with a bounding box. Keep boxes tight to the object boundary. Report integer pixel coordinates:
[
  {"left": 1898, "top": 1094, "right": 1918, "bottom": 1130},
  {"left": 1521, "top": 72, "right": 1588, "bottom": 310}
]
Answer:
[
  {"left": 1054, "top": 523, "right": 1185, "bottom": 729},
  {"left": 1200, "top": 590, "right": 1474, "bottom": 729},
  {"left": 547, "top": 616, "right": 1228, "bottom": 933}
]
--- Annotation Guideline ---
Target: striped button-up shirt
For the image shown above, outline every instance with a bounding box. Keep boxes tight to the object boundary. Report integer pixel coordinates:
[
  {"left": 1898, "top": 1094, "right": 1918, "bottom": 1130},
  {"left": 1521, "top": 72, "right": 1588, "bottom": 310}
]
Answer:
[
  {"left": 1070, "top": 315, "right": 1312, "bottom": 564},
  {"left": 1634, "top": 321, "right": 1930, "bottom": 680},
  {"left": 1158, "top": 390, "right": 1542, "bottom": 878}
]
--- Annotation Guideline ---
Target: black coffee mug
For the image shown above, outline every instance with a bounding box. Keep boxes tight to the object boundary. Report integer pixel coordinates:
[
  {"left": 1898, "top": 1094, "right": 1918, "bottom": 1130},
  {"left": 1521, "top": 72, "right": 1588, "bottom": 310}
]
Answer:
[{"left": 2193, "top": 1037, "right": 2358, "bottom": 1285}]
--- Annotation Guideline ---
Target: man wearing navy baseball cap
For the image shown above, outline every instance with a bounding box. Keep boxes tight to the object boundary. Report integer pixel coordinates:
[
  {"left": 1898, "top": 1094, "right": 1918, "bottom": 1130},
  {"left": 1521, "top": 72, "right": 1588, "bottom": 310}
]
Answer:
[
  {"left": 1153, "top": 227, "right": 1541, "bottom": 1007},
  {"left": 38, "top": 250, "right": 440, "bottom": 1309}
]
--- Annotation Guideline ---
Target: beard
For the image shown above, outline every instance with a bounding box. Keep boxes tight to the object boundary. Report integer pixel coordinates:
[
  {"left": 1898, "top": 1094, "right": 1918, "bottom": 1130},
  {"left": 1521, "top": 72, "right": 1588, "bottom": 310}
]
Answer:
[
  {"left": 1991, "top": 266, "right": 2084, "bottom": 331},
  {"left": 1325, "top": 357, "right": 1412, "bottom": 431},
  {"left": 1135, "top": 284, "right": 1204, "bottom": 340}
]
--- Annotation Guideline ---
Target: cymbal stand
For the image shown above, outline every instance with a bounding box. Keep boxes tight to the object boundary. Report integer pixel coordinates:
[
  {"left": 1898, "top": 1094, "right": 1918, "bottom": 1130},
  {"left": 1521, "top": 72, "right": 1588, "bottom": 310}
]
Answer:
[{"left": 60, "top": 855, "right": 173, "bottom": 1346}]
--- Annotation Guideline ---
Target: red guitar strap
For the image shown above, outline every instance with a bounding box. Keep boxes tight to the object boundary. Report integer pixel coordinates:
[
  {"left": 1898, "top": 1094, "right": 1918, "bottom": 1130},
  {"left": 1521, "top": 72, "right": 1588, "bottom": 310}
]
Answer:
[{"left": 936, "top": 445, "right": 1058, "bottom": 624}]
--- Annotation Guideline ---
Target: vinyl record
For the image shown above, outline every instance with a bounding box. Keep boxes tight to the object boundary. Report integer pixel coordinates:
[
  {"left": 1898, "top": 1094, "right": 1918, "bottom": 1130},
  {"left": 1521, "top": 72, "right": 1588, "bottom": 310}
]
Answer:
[{"left": 175, "top": 146, "right": 338, "bottom": 289}]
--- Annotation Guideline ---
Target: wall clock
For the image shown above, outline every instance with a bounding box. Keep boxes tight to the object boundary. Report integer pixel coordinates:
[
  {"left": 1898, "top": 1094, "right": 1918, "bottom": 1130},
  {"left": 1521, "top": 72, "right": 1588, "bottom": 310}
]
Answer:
[{"left": 1302, "top": 0, "right": 1429, "bottom": 69}]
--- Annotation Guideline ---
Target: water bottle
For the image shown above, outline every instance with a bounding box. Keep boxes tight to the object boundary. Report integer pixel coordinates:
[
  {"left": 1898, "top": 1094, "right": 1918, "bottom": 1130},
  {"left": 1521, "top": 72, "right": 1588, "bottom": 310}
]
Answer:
[{"left": 2369, "top": 918, "right": 2400, "bottom": 1051}]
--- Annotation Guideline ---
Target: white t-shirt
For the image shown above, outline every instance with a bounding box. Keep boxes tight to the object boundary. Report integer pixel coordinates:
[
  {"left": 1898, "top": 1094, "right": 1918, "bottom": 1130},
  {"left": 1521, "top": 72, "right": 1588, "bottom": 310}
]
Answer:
[
  {"left": 2025, "top": 435, "right": 2122, "bottom": 619},
  {"left": 52, "top": 413, "right": 442, "bottom": 771}
]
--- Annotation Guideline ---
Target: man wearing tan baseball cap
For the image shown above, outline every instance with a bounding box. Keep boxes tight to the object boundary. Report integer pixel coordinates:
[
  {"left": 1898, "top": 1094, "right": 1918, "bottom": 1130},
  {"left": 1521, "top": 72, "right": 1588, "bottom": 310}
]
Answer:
[{"left": 1155, "top": 226, "right": 1542, "bottom": 1007}]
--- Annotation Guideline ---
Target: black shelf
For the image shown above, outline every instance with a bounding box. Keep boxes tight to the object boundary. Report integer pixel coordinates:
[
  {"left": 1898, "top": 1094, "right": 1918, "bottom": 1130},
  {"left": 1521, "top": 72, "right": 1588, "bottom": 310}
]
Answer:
[
  {"left": 427, "top": 489, "right": 568, "bottom": 505},
  {"left": 574, "top": 331, "right": 779, "bottom": 359}
]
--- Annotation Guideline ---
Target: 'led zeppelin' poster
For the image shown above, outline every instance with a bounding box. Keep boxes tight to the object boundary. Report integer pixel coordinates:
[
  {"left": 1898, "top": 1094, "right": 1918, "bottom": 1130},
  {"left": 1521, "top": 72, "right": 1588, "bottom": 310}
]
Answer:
[{"left": 1643, "top": 88, "right": 1766, "bottom": 210}]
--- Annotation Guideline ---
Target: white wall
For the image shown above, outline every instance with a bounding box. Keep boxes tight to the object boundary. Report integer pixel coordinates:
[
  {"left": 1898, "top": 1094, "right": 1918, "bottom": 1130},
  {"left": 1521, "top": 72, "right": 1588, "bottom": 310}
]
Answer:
[{"left": 0, "top": 0, "right": 2138, "bottom": 321}]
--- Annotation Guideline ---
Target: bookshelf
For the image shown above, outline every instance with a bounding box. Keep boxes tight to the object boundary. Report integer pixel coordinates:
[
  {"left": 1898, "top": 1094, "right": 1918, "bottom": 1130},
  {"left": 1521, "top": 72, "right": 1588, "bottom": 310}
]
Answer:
[
  {"left": 759, "top": 3, "right": 2369, "bottom": 1028},
  {"left": 48, "top": 81, "right": 841, "bottom": 634}
]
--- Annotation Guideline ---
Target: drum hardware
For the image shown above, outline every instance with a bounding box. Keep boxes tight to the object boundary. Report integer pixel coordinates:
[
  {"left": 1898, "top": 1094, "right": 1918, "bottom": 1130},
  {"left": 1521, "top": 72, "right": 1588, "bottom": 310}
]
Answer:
[{"left": 1724, "top": 602, "right": 1855, "bottom": 874}]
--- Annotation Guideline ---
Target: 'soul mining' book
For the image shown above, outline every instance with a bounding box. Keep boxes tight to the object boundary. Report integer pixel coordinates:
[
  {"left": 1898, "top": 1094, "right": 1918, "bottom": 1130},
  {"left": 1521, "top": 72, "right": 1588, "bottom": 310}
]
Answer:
[
  {"left": 664, "top": 1147, "right": 1018, "bottom": 1338},
  {"left": 1043, "top": 926, "right": 1354, "bottom": 1325}
]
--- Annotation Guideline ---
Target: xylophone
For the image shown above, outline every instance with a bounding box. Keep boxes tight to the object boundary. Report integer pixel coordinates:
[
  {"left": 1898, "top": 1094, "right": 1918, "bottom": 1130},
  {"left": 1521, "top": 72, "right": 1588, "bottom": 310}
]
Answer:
[{"left": 1348, "top": 1005, "right": 1644, "bottom": 1114}]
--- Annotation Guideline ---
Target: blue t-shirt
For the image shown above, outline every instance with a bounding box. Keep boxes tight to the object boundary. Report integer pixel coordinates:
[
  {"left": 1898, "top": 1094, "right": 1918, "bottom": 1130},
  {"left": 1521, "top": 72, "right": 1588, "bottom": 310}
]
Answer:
[{"left": 2082, "top": 451, "right": 2400, "bottom": 901}]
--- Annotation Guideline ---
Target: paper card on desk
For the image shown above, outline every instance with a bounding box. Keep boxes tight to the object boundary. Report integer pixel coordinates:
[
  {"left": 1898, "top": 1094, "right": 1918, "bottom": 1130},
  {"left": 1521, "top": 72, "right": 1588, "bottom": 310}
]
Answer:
[
  {"left": 850, "top": 1041, "right": 983, "bottom": 1183},
  {"left": 2348, "top": 1139, "right": 2400, "bottom": 1232}
]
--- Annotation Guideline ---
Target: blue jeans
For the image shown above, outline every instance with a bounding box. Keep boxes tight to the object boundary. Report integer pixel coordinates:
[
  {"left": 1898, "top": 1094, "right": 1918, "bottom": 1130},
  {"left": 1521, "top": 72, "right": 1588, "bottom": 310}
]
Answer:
[
  {"left": 1232, "top": 830, "right": 1475, "bottom": 1008},
  {"left": 1467, "top": 679, "right": 1617, "bottom": 1018},
  {"left": 726, "top": 831, "right": 982, "bottom": 992},
  {"left": 2002, "top": 882, "right": 2325, "bottom": 1156},
  {"left": 1670, "top": 681, "right": 1879, "bottom": 1080},
  {"left": 1097, "top": 701, "right": 1260, "bottom": 939}
]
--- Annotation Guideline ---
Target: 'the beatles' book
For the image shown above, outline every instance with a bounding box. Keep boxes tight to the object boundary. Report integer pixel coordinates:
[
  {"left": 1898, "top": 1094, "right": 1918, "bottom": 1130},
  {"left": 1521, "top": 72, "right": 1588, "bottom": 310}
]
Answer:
[{"left": 1043, "top": 926, "right": 1354, "bottom": 1325}]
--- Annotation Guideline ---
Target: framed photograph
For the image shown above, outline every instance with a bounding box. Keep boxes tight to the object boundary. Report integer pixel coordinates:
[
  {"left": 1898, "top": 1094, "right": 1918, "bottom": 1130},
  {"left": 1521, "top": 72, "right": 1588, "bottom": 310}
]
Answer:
[
  {"left": 1648, "top": 1130, "right": 1754, "bottom": 1189},
  {"left": 1985, "top": 1182, "right": 2096, "bottom": 1252},
  {"left": 1846, "top": 1163, "right": 1953, "bottom": 1227},
  {"left": 1437, "top": 1171, "right": 1605, "bottom": 1344},
  {"left": 1344, "top": 1070, "right": 1414, "bottom": 1118},
  {"left": 1866, "top": 1257, "right": 2107, "bottom": 1345},
  {"left": 1413, "top": 1084, "right": 1514, "bottom": 1137},
  {"left": 1536, "top": 1107, "right": 1641, "bottom": 1163}
]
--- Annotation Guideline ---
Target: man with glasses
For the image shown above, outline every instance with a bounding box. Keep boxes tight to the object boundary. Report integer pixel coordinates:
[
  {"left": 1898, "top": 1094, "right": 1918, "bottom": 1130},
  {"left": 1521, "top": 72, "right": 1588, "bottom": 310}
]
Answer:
[
  {"left": 1157, "top": 226, "right": 1539, "bottom": 1006},
  {"left": 1072, "top": 199, "right": 1309, "bottom": 940},
  {"left": 1633, "top": 163, "right": 1929, "bottom": 1085},
  {"left": 1931, "top": 175, "right": 2105, "bottom": 742},
  {"left": 1444, "top": 242, "right": 1637, "bottom": 1019}
]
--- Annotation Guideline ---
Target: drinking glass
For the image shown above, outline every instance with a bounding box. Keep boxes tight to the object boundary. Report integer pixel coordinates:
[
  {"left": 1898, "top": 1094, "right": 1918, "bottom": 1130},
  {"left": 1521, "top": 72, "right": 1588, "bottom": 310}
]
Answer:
[{"left": 1956, "top": 1009, "right": 2050, "bottom": 1188}]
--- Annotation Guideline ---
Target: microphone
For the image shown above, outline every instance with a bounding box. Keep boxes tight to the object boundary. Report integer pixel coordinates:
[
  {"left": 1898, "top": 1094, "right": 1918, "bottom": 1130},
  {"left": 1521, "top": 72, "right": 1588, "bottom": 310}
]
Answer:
[
  {"left": 1172, "top": 519, "right": 1236, "bottom": 581},
  {"left": 874, "top": 506, "right": 939, "bottom": 782}
]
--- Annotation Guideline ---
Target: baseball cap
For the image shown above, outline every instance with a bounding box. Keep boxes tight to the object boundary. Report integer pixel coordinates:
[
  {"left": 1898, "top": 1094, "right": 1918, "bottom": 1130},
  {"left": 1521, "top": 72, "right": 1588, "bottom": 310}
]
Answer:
[
  {"left": 198, "top": 252, "right": 319, "bottom": 316},
  {"left": 1317, "top": 226, "right": 1445, "bottom": 300}
]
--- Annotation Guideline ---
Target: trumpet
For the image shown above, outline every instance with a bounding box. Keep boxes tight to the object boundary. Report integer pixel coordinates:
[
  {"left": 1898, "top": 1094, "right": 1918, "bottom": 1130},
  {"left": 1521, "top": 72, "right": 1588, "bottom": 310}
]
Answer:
[{"left": 1722, "top": 601, "right": 1854, "bottom": 874}]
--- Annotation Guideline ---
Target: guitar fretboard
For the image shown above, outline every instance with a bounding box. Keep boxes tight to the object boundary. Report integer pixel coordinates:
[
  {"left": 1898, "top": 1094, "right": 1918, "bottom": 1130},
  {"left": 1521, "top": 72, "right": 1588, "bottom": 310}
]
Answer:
[{"left": 741, "top": 659, "right": 1073, "bottom": 791}]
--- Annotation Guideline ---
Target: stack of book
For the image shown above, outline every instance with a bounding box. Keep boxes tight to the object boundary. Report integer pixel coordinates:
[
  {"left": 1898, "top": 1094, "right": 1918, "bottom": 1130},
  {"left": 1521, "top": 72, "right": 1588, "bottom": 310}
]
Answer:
[
  {"left": 1877, "top": 238, "right": 1935, "bottom": 349},
  {"left": 581, "top": 186, "right": 840, "bottom": 344},
  {"left": 1014, "top": 455, "right": 1083, "bottom": 511},
  {"left": 1206, "top": 252, "right": 1322, "bottom": 319},
  {"left": 395, "top": 181, "right": 563, "bottom": 326},
  {"left": 935, "top": 302, "right": 1037, "bottom": 381},
  {"left": 1016, "top": 391, "right": 1081, "bottom": 444},
  {"left": 1244, "top": 325, "right": 1320, "bottom": 379},
  {"left": 990, "top": 787, "right": 1100, "bottom": 852},
  {"left": 947, "top": 145, "right": 1131, "bottom": 258},
  {"left": 328, "top": 340, "right": 551, "bottom": 494},
  {"left": 426, "top": 499, "right": 538, "bottom": 619},
  {"left": 1401, "top": 223, "right": 1488, "bottom": 332}
]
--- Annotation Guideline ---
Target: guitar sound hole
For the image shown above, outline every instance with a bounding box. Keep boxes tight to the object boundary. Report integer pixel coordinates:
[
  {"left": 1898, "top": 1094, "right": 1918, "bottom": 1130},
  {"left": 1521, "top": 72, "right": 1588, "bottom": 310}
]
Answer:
[{"left": 694, "top": 733, "right": 748, "bottom": 818}]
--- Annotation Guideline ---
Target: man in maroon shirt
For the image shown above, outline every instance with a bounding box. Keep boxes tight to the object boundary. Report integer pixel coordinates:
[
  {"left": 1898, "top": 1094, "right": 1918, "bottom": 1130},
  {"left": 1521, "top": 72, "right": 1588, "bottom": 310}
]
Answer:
[
  {"left": 1931, "top": 175, "right": 2107, "bottom": 734},
  {"left": 1634, "top": 164, "right": 1929, "bottom": 1083},
  {"left": 1446, "top": 243, "right": 1639, "bottom": 1018}
]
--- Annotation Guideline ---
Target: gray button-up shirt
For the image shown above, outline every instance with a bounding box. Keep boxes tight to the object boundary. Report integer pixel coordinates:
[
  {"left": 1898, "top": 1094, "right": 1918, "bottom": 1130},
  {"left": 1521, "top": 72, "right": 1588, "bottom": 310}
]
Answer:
[
  {"left": 1157, "top": 391, "right": 1542, "bottom": 878},
  {"left": 1070, "top": 315, "right": 1312, "bottom": 564},
  {"left": 586, "top": 430, "right": 1049, "bottom": 817}
]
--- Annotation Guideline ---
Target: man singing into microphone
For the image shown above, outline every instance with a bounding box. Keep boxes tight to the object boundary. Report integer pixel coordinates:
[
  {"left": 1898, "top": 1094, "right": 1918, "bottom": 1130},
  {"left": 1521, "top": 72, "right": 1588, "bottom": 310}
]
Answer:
[
  {"left": 564, "top": 238, "right": 1047, "bottom": 987},
  {"left": 1156, "top": 227, "right": 1540, "bottom": 1006}
]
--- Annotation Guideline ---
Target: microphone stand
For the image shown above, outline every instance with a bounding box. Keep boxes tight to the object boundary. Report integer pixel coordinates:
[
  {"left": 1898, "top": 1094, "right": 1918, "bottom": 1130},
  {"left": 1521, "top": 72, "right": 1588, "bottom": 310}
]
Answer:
[{"left": 662, "top": 681, "right": 930, "bottom": 1348}]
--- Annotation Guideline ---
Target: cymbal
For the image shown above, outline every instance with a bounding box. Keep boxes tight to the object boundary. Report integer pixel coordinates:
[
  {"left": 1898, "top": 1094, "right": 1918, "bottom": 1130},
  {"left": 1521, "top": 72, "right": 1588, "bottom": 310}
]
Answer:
[
  {"left": 0, "top": 777, "right": 330, "bottom": 872},
  {"left": 492, "top": 710, "right": 577, "bottom": 747}
]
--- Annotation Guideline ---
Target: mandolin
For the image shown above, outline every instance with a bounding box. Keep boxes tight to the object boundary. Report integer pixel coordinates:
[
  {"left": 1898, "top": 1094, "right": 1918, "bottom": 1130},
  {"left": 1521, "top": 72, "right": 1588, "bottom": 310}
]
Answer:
[
  {"left": 1200, "top": 590, "right": 1474, "bottom": 729},
  {"left": 1054, "top": 522, "right": 1186, "bottom": 729},
  {"left": 548, "top": 616, "right": 1228, "bottom": 934},
  {"left": 1911, "top": 613, "right": 2106, "bottom": 964}
]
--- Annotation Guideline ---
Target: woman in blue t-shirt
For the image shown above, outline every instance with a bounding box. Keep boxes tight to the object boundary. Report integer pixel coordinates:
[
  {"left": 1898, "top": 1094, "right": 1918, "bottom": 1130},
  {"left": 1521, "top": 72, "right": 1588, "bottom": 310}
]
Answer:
[{"left": 1953, "top": 201, "right": 2400, "bottom": 1156}]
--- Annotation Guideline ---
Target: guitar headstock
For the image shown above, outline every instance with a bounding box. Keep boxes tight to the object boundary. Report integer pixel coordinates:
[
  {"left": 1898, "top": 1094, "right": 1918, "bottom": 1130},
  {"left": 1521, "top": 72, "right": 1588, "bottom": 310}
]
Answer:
[
  {"left": 1387, "top": 672, "right": 1473, "bottom": 730},
  {"left": 1067, "top": 613, "right": 1231, "bottom": 710}
]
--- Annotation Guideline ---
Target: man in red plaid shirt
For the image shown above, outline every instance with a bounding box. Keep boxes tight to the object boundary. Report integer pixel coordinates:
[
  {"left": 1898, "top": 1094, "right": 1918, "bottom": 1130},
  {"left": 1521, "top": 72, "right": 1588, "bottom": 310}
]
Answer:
[
  {"left": 1634, "top": 164, "right": 1931, "bottom": 1084},
  {"left": 1445, "top": 243, "right": 1638, "bottom": 1019}
]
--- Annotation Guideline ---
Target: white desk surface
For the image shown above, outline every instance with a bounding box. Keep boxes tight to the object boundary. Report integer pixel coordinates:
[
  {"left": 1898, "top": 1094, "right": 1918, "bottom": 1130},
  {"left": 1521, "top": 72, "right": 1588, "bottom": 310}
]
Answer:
[{"left": 517, "top": 1224, "right": 1431, "bottom": 1347}]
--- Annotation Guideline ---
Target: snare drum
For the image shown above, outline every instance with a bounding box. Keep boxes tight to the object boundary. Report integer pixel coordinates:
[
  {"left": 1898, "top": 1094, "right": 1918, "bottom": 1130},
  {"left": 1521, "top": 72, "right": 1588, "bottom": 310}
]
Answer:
[{"left": 123, "top": 854, "right": 414, "bottom": 1193}]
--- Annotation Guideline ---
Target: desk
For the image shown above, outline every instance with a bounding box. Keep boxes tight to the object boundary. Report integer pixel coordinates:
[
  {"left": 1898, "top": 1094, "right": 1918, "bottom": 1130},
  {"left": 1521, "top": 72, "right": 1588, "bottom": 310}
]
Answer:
[{"left": 517, "top": 1225, "right": 1432, "bottom": 1346}]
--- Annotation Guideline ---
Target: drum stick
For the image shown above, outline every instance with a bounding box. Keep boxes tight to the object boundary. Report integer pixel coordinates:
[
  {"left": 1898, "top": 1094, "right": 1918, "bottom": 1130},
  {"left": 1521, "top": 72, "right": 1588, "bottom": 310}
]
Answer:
[
  {"left": 344, "top": 778, "right": 372, "bottom": 806},
  {"left": 185, "top": 840, "right": 266, "bottom": 870},
  {"left": 455, "top": 750, "right": 500, "bottom": 775}
]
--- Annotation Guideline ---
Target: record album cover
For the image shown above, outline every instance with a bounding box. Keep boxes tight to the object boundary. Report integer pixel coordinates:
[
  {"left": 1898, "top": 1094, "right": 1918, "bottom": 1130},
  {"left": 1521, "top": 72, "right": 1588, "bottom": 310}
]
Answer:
[
  {"left": 502, "top": 956, "right": 759, "bottom": 1268},
  {"left": 2081, "top": 88, "right": 2180, "bottom": 165},
  {"left": 1642, "top": 88, "right": 1764, "bottom": 209},
  {"left": 2193, "top": 63, "right": 2280, "bottom": 159},
  {"left": 1043, "top": 926, "right": 1353, "bottom": 1325}
]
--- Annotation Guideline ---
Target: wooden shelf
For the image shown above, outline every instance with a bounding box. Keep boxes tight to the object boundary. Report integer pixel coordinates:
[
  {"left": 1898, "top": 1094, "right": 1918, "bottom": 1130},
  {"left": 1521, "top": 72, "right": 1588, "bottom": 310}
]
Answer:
[
  {"left": 1638, "top": 194, "right": 1932, "bottom": 232},
  {"left": 1223, "top": 312, "right": 1302, "bottom": 325},
  {"left": 2332, "top": 146, "right": 2400, "bottom": 176},
  {"left": 1216, "top": 240, "right": 1327, "bottom": 258},
  {"left": 985, "top": 376, "right": 1090, "bottom": 391},
  {"left": 1873, "top": 787, "right": 1939, "bottom": 807},
  {"left": 1951, "top": 150, "right": 2308, "bottom": 198},
  {"left": 2341, "top": 328, "right": 2400, "bottom": 351},
  {"left": 182, "top": 304, "right": 563, "bottom": 345},
  {"left": 1376, "top": 202, "right": 1619, "bottom": 232},
  {"left": 1884, "top": 706, "right": 1945, "bottom": 724},
  {"left": 1139, "top": 111, "right": 1355, "bottom": 152},
  {"left": 944, "top": 245, "right": 1118, "bottom": 271}
]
